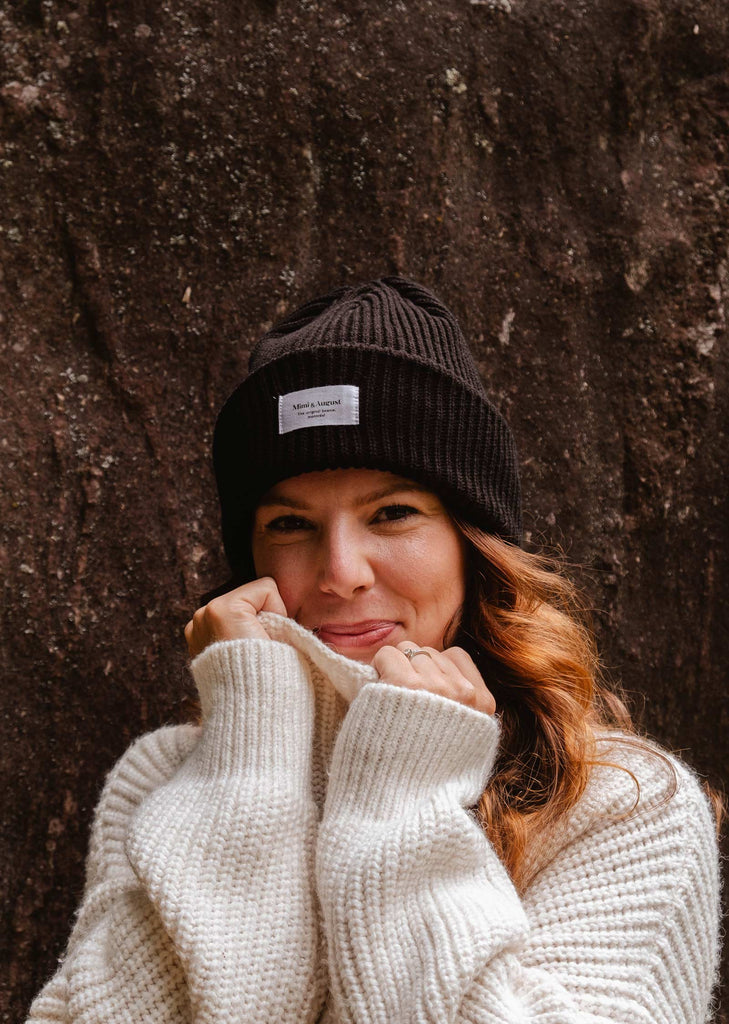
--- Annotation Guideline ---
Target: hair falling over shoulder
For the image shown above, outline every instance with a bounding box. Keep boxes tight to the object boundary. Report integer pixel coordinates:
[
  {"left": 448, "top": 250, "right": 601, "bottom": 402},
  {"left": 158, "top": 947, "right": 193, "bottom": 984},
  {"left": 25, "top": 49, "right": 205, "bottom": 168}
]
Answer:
[{"left": 453, "top": 522, "right": 724, "bottom": 892}]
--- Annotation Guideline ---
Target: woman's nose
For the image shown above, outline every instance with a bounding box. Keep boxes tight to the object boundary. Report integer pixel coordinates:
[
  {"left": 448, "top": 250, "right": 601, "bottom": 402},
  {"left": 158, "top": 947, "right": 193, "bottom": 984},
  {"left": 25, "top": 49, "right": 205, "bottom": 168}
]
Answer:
[{"left": 317, "top": 524, "right": 375, "bottom": 597}]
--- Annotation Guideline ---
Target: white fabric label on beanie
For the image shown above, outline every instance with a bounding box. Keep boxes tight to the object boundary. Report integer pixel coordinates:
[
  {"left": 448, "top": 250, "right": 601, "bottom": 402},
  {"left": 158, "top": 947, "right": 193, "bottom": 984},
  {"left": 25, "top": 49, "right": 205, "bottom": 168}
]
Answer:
[{"left": 278, "top": 385, "right": 360, "bottom": 434}]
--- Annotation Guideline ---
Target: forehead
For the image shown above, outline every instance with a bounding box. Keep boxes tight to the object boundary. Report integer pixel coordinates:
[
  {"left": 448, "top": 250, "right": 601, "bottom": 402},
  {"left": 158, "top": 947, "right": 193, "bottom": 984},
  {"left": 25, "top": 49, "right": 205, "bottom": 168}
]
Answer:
[{"left": 258, "top": 468, "right": 439, "bottom": 509}]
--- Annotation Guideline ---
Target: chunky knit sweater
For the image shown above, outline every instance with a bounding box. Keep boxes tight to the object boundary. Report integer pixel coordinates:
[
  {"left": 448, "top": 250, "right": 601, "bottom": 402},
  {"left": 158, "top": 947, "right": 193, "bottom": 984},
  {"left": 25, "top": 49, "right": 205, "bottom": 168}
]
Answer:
[{"left": 28, "top": 613, "right": 720, "bottom": 1024}]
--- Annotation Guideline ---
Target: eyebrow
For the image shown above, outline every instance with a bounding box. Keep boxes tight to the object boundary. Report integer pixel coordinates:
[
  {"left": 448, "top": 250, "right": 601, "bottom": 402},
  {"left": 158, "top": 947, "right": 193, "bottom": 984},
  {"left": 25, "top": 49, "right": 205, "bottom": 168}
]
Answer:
[{"left": 257, "top": 479, "right": 434, "bottom": 511}]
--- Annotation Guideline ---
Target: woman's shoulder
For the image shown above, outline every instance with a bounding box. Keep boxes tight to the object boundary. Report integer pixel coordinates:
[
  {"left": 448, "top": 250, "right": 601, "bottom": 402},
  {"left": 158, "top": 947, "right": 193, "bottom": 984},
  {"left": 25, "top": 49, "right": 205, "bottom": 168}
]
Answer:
[
  {"left": 586, "top": 730, "right": 715, "bottom": 826},
  {"left": 524, "top": 730, "right": 718, "bottom": 886},
  {"left": 84, "top": 723, "right": 200, "bottom": 882},
  {"left": 96, "top": 722, "right": 201, "bottom": 812},
  {"left": 564, "top": 730, "right": 718, "bottom": 873}
]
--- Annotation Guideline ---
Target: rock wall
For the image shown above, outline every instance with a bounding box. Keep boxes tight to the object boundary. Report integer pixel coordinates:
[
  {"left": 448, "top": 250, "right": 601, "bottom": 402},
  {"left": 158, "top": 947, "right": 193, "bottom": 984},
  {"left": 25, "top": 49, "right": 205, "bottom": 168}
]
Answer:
[{"left": 2, "top": 0, "right": 726, "bottom": 1017}]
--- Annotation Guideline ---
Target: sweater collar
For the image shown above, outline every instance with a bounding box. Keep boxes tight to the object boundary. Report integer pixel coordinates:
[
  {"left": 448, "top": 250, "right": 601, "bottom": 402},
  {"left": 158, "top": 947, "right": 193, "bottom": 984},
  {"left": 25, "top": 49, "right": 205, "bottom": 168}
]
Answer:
[{"left": 258, "top": 611, "right": 379, "bottom": 703}]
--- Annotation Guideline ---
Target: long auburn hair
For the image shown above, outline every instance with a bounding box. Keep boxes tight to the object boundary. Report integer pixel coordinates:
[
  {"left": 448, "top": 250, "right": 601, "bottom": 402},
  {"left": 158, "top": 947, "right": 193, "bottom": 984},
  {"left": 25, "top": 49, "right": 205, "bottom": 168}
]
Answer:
[{"left": 452, "top": 520, "right": 723, "bottom": 891}]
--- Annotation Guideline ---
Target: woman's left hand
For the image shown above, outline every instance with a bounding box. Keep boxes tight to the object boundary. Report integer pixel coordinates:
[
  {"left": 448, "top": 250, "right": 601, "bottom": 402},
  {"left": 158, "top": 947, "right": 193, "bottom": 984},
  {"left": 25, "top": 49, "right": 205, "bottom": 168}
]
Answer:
[{"left": 372, "top": 642, "right": 496, "bottom": 715}]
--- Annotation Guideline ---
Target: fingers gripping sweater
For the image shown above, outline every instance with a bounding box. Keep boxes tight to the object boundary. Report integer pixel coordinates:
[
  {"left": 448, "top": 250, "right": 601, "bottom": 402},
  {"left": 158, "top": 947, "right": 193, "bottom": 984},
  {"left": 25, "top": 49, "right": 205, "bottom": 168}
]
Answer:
[{"left": 27, "top": 614, "right": 721, "bottom": 1024}]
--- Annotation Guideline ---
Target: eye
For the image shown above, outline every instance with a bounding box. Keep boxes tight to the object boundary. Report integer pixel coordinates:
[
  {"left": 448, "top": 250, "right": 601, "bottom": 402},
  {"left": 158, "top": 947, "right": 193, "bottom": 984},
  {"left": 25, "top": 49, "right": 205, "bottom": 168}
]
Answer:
[
  {"left": 373, "top": 504, "right": 420, "bottom": 524},
  {"left": 264, "top": 515, "right": 314, "bottom": 534}
]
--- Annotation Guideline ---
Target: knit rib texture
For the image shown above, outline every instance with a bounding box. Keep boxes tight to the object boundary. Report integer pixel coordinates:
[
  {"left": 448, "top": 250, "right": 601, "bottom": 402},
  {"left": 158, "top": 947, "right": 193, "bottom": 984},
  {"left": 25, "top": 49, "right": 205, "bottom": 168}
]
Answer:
[{"left": 27, "top": 615, "right": 721, "bottom": 1024}]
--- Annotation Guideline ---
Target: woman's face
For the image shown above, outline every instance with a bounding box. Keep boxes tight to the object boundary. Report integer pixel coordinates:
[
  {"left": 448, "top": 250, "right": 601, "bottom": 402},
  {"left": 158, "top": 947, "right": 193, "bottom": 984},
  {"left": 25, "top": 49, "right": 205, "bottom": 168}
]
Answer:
[{"left": 251, "top": 468, "right": 466, "bottom": 663}]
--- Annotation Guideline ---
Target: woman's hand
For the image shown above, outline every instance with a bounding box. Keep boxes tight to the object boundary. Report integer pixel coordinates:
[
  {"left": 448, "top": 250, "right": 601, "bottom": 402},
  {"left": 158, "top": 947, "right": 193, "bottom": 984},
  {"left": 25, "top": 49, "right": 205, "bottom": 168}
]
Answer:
[
  {"left": 184, "top": 577, "right": 288, "bottom": 658},
  {"left": 372, "top": 641, "right": 496, "bottom": 716}
]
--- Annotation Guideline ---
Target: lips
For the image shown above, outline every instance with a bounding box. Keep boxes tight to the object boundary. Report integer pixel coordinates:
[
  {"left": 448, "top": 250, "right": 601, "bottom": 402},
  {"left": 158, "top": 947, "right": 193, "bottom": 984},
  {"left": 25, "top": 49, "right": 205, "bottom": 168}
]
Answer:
[{"left": 314, "top": 620, "right": 398, "bottom": 649}]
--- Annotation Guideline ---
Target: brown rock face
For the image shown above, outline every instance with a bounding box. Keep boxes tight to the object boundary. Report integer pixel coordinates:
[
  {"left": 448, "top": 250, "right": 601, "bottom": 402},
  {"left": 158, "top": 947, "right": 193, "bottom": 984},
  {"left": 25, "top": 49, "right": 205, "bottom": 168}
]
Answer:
[{"left": 2, "top": 0, "right": 727, "bottom": 1017}]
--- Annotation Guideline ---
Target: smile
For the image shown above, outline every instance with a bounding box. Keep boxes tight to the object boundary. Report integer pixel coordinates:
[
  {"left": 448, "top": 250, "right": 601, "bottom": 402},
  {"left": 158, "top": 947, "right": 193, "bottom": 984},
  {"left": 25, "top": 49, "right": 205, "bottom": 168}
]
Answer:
[{"left": 314, "top": 621, "right": 399, "bottom": 648}]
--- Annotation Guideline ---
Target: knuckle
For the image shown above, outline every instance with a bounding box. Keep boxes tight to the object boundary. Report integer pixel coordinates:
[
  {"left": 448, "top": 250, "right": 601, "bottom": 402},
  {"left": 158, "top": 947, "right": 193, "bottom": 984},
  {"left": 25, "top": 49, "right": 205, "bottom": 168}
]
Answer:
[
  {"left": 459, "top": 681, "right": 478, "bottom": 703},
  {"left": 446, "top": 646, "right": 474, "bottom": 667},
  {"left": 201, "top": 606, "right": 227, "bottom": 630},
  {"left": 205, "top": 603, "right": 227, "bottom": 629},
  {"left": 207, "top": 594, "right": 227, "bottom": 614}
]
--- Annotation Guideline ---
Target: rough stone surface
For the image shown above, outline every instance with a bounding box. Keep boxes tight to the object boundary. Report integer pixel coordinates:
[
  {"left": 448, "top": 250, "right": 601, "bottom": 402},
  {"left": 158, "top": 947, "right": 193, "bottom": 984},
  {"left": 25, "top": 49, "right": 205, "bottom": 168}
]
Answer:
[{"left": 1, "top": 0, "right": 727, "bottom": 1018}]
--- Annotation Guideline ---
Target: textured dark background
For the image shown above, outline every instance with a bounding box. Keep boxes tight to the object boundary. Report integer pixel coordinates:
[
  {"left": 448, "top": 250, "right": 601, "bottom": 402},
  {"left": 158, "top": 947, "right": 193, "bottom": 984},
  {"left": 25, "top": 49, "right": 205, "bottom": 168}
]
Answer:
[{"left": 2, "top": 0, "right": 727, "bottom": 1019}]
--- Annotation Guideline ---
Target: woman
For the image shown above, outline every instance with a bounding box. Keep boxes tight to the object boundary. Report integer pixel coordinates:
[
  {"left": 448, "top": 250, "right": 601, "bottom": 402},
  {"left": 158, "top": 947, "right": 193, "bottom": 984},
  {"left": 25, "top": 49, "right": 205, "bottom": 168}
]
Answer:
[{"left": 28, "top": 278, "right": 721, "bottom": 1023}]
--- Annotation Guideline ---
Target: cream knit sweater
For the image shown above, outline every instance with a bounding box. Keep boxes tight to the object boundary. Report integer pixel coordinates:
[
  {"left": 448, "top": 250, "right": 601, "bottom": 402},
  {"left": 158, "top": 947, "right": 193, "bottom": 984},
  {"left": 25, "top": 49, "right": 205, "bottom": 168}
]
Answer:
[{"left": 27, "top": 613, "right": 721, "bottom": 1024}]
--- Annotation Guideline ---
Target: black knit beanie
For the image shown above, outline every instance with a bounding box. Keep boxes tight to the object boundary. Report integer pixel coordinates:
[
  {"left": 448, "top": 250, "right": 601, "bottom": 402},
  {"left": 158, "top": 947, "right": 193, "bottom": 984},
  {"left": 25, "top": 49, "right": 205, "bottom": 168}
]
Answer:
[{"left": 213, "top": 277, "right": 521, "bottom": 582}]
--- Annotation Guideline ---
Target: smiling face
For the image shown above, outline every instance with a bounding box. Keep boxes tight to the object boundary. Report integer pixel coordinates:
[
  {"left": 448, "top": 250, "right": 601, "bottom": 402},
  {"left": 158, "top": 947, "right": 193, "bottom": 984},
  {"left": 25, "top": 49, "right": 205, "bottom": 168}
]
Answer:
[{"left": 251, "top": 468, "right": 467, "bottom": 662}]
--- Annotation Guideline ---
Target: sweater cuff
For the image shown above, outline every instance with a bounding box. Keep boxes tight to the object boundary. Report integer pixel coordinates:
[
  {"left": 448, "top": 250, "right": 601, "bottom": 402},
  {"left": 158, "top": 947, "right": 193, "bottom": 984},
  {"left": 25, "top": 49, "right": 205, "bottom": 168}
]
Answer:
[
  {"left": 324, "top": 682, "right": 500, "bottom": 820},
  {"left": 189, "top": 638, "right": 315, "bottom": 780}
]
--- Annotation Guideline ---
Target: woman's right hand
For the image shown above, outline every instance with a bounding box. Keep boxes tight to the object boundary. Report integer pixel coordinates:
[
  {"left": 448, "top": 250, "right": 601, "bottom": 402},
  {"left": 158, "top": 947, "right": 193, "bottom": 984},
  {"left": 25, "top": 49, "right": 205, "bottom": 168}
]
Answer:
[{"left": 184, "top": 577, "right": 288, "bottom": 658}]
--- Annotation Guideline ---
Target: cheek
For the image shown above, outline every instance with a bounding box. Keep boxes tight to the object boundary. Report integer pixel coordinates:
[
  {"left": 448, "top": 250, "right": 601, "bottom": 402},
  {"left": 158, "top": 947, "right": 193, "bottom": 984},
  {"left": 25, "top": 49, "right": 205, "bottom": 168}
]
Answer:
[
  {"left": 252, "top": 545, "right": 310, "bottom": 610},
  {"left": 383, "top": 530, "right": 465, "bottom": 614}
]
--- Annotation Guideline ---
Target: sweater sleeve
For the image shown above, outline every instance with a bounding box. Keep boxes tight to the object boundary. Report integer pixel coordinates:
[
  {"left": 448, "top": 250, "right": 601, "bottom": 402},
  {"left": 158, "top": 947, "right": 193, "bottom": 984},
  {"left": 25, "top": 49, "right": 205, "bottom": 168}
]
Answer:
[
  {"left": 316, "top": 682, "right": 721, "bottom": 1024},
  {"left": 28, "top": 638, "right": 329, "bottom": 1024},
  {"left": 26, "top": 723, "right": 200, "bottom": 1024}
]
